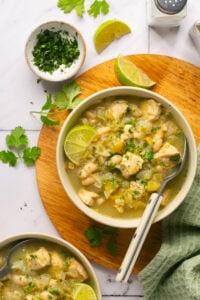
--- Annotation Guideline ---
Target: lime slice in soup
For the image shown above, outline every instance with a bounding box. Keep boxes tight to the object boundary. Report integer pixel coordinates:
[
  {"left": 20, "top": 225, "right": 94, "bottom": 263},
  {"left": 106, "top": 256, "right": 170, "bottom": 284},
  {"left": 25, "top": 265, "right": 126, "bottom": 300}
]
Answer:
[
  {"left": 64, "top": 125, "right": 97, "bottom": 165},
  {"left": 115, "top": 55, "right": 156, "bottom": 88},
  {"left": 72, "top": 283, "right": 97, "bottom": 300}
]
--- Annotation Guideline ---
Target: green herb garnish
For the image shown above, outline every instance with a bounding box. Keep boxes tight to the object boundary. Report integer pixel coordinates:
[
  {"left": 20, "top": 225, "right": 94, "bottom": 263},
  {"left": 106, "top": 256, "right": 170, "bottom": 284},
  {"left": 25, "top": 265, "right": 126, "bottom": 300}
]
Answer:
[
  {"left": 88, "top": 0, "right": 109, "bottom": 18},
  {"left": 30, "top": 82, "right": 82, "bottom": 125},
  {"left": 84, "top": 225, "right": 118, "bottom": 256},
  {"left": 57, "top": 0, "right": 109, "bottom": 18},
  {"left": 0, "top": 127, "right": 41, "bottom": 167},
  {"left": 57, "top": 0, "right": 85, "bottom": 16},
  {"left": 32, "top": 29, "right": 80, "bottom": 74}
]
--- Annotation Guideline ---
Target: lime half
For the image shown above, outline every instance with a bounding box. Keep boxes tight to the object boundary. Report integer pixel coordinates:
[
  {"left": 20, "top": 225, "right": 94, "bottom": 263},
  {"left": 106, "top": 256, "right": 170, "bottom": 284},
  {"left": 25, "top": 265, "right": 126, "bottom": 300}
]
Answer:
[
  {"left": 115, "top": 55, "right": 156, "bottom": 89},
  {"left": 72, "top": 283, "right": 97, "bottom": 300},
  {"left": 94, "top": 20, "right": 131, "bottom": 53},
  {"left": 64, "top": 125, "right": 97, "bottom": 165}
]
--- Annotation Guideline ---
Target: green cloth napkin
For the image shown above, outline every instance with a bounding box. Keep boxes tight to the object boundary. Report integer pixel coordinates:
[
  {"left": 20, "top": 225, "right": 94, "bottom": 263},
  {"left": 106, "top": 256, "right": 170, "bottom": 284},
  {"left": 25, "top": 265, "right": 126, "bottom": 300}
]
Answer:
[{"left": 138, "top": 146, "right": 200, "bottom": 300}]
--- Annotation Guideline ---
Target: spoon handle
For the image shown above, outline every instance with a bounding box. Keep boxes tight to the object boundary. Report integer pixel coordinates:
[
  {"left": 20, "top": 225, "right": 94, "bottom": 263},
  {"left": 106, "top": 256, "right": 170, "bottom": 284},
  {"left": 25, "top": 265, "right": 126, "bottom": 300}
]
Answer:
[{"left": 116, "top": 192, "right": 162, "bottom": 283}]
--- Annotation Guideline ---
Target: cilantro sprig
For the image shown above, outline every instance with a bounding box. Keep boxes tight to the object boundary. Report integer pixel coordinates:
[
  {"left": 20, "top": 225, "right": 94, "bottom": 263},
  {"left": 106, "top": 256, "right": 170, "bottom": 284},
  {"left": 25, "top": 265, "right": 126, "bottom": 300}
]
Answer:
[
  {"left": 88, "top": 0, "right": 109, "bottom": 18},
  {"left": 84, "top": 225, "right": 118, "bottom": 256},
  {"left": 30, "top": 82, "right": 82, "bottom": 126},
  {"left": 0, "top": 127, "right": 41, "bottom": 167},
  {"left": 57, "top": 0, "right": 109, "bottom": 18}
]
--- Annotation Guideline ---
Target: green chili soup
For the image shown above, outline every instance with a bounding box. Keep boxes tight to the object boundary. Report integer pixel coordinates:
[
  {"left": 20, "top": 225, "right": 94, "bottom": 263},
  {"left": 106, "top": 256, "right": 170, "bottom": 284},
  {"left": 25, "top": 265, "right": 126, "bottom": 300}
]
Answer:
[
  {"left": 0, "top": 240, "right": 95, "bottom": 298},
  {"left": 65, "top": 96, "right": 186, "bottom": 219}
]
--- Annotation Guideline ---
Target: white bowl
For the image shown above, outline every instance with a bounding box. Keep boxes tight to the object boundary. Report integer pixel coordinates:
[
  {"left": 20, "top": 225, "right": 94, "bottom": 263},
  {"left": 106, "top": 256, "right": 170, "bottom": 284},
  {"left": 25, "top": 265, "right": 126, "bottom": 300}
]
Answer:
[
  {"left": 0, "top": 232, "right": 101, "bottom": 299},
  {"left": 25, "top": 21, "right": 86, "bottom": 82},
  {"left": 56, "top": 86, "right": 197, "bottom": 228}
]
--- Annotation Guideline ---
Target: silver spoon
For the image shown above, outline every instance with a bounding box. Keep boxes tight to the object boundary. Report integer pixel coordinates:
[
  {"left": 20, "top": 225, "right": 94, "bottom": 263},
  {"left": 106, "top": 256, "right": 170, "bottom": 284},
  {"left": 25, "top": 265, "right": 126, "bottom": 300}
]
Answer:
[
  {"left": 116, "top": 137, "right": 187, "bottom": 283},
  {"left": 0, "top": 238, "right": 36, "bottom": 278}
]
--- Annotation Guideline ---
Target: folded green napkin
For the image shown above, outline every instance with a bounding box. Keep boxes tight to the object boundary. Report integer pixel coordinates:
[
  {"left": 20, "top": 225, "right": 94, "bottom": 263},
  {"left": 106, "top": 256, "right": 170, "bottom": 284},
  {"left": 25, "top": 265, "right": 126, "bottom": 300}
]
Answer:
[{"left": 138, "top": 146, "right": 200, "bottom": 300}]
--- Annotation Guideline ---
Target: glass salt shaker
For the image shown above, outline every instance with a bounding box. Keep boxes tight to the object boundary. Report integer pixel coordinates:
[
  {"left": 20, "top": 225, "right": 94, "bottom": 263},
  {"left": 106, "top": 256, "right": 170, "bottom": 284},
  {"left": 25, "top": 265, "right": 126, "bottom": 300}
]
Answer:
[
  {"left": 190, "top": 20, "right": 200, "bottom": 54},
  {"left": 147, "top": 0, "right": 187, "bottom": 27}
]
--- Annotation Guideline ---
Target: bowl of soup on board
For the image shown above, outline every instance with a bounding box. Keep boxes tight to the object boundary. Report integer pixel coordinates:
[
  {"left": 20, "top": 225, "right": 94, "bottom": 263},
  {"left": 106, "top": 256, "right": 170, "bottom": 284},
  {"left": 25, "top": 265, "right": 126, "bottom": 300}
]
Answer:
[{"left": 56, "top": 86, "right": 197, "bottom": 228}]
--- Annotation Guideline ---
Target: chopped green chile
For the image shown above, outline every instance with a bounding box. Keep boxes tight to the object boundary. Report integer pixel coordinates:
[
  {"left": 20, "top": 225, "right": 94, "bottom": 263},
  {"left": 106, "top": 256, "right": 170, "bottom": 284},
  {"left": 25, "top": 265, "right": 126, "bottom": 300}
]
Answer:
[{"left": 32, "top": 29, "right": 80, "bottom": 73}]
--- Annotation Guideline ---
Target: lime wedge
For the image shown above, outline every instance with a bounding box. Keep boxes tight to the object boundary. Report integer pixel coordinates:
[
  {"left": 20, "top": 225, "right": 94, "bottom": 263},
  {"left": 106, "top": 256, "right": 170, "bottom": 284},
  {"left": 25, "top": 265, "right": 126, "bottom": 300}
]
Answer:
[
  {"left": 64, "top": 125, "right": 97, "bottom": 165},
  {"left": 115, "top": 55, "right": 156, "bottom": 89},
  {"left": 72, "top": 283, "right": 97, "bottom": 300},
  {"left": 94, "top": 20, "right": 131, "bottom": 53}
]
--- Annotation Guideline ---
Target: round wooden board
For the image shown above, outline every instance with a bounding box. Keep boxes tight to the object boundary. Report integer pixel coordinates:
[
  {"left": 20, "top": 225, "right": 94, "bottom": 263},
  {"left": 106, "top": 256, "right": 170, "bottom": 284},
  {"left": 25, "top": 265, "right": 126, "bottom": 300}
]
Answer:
[{"left": 36, "top": 54, "right": 200, "bottom": 274}]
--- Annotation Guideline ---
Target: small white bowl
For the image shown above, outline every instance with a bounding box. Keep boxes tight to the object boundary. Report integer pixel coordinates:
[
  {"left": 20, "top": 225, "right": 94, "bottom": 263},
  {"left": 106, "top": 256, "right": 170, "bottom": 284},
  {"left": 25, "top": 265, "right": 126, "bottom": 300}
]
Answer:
[
  {"left": 56, "top": 86, "right": 197, "bottom": 228},
  {"left": 25, "top": 21, "right": 86, "bottom": 82},
  {"left": 0, "top": 232, "right": 101, "bottom": 299}
]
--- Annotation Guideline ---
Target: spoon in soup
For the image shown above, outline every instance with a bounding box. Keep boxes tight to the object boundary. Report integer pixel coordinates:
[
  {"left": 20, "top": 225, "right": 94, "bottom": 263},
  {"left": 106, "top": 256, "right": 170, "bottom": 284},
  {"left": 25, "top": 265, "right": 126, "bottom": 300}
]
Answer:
[
  {"left": 116, "top": 137, "right": 187, "bottom": 283},
  {"left": 0, "top": 238, "right": 37, "bottom": 278}
]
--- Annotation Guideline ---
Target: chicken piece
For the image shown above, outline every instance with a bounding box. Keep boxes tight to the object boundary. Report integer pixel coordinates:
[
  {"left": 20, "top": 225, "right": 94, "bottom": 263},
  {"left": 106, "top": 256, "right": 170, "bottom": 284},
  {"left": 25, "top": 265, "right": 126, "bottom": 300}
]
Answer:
[
  {"left": 130, "top": 104, "right": 142, "bottom": 117},
  {"left": 108, "top": 155, "right": 122, "bottom": 167},
  {"left": 118, "top": 152, "right": 144, "bottom": 178},
  {"left": 154, "top": 142, "right": 180, "bottom": 159},
  {"left": 140, "top": 99, "right": 161, "bottom": 121},
  {"left": 108, "top": 101, "right": 128, "bottom": 120},
  {"left": 79, "top": 162, "right": 98, "bottom": 179},
  {"left": 114, "top": 198, "right": 125, "bottom": 213},
  {"left": 10, "top": 274, "right": 28, "bottom": 286},
  {"left": 120, "top": 124, "right": 134, "bottom": 141},
  {"left": 66, "top": 258, "right": 88, "bottom": 282},
  {"left": 78, "top": 188, "right": 99, "bottom": 206},
  {"left": 40, "top": 291, "right": 58, "bottom": 300},
  {"left": 25, "top": 247, "right": 50, "bottom": 271},
  {"left": 51, "top": 251, "right": 63, "bottom": 268},
  {"left": 129, "top": 181, "right": 145, "bottom": 200}
]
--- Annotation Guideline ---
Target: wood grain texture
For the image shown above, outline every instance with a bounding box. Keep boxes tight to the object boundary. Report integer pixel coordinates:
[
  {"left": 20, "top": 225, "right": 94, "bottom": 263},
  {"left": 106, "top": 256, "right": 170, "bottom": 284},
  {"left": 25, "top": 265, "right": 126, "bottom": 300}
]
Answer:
[{"left": 36, "top": 54, "right": 200, "bottom": 274}]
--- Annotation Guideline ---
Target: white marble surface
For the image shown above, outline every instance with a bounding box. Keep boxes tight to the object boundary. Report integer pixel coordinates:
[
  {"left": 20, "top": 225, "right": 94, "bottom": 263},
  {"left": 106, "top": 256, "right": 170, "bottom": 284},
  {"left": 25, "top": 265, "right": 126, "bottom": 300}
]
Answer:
[{"left": 0, "top": 0, "right": 199, "bottom": 298}]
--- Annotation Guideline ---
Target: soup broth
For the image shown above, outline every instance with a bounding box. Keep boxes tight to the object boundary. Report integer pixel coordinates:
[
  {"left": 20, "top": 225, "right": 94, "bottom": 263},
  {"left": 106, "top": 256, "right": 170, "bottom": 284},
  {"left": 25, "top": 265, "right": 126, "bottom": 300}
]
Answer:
[{"left": 65, "top": 96, "right": 185, "bottom": 219}]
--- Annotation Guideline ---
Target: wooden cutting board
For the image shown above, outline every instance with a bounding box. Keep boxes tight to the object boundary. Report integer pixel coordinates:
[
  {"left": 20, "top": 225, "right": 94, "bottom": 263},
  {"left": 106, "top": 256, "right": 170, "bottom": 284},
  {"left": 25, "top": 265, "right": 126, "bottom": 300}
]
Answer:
[{"left": 36, "top": 54, "right": 200, "bottom": 274}]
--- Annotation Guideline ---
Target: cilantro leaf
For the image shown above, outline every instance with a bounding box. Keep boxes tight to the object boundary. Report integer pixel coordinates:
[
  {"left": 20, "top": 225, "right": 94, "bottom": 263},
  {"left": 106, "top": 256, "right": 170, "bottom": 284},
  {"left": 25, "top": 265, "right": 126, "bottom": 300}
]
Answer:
[
  {"left": 31, "top": 81, "right": 82, "bottom": 126},
  {"left": 42, "top": 94, "right": 55, "bottom": 111},
  {"left": 62, "top": 82, "right": 81, "bottom": 106},
  {"left": 69, "top": 97, "right": 82, "bottom": 109},
  {"left": 0, "top": 150, "right": 18, "bottom": 166},
  {"left": 6, "top": 126, "right": 28, "bottom": 149},
  {"left": 40, "top": 116, "right": 60, "bottom": 126},
  {"left": 54, "top": 92, "right": 69, "bottom": 110},
  {"left": 57, "top": 0, "right": 85, "bottom": 16},
  {"left": 84, "top": 225, "right": 118, "bottom": 255},
  {"left": 23, "top": 147, "right": 41, "bottom": 166},
  {"left": 0, "top": 127, "right": 41, "bottom": 167},
  {"left": 88, "top": 0, "right": 109, "bottom": 18},
  {"left": 55, "top": 82, "right": 82, "bottom": 110},
  {"left": 106, "top": 237, "right": 117, "bottom": 256},
  {"left": 84, "top": 226, "right": 104, "bottom": 247}
]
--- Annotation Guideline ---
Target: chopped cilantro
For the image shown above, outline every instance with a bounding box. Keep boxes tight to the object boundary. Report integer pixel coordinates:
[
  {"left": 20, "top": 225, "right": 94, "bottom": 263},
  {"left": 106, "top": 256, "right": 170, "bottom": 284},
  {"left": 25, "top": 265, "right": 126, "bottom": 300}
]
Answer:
[
  {"left": 32, "top": 29, "right": 80, "bottom": 74},
  {"left": 144, "top": 149, "right": 154, "bottom": 161},
  {"left": 125, "top": 139, "right": 135, "bottom": 152},
  {"left": 170, "top": 154, "right": 180, "bottom": 161}
]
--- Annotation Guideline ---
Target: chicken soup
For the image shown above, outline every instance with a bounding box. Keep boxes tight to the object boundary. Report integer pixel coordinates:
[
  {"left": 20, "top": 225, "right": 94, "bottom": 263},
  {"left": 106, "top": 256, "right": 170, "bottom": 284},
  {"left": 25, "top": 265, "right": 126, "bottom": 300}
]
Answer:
[
  {"left": 0, "top": 239, "right": 96, "bottom": 299},
  {"left": 65, "top": 96, "right": 185, "bottom": 218}
]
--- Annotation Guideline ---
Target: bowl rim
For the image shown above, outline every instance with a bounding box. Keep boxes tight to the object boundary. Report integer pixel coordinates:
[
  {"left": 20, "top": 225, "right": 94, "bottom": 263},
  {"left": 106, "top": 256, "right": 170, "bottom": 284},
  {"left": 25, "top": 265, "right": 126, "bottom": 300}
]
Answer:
[
  {"left": 0, "top": 232, "right": 102, "bottom": 299},
  {"left": 56, "top": 86, "right": 197, "bottom": 228},
  {"left": 25, "top": 20, "right": 86, "bottom": 82}
]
